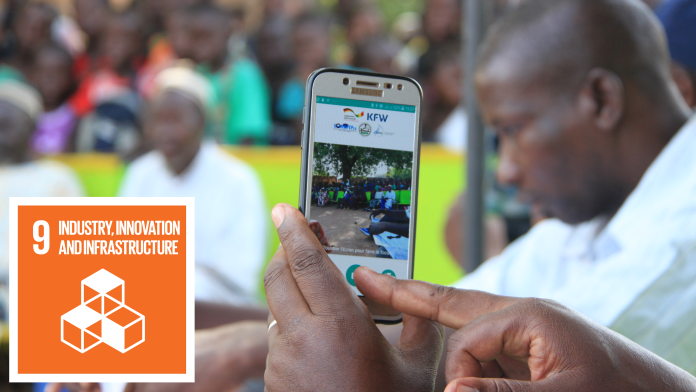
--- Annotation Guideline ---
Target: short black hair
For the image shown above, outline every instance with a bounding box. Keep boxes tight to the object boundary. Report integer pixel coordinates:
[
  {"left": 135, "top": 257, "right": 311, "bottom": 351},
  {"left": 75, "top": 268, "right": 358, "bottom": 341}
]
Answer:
[
  {"left": 185, "top": 2, "right": 244, "bottom": 22},
  {"left": 477, "top": 0, "right": 671, "bottom": 98},
  {"left": 14, "top": 2, "right": 58, "bottom": 28},
  {"left": 293, "top": 12, "right": 332, "bottom": 32}
]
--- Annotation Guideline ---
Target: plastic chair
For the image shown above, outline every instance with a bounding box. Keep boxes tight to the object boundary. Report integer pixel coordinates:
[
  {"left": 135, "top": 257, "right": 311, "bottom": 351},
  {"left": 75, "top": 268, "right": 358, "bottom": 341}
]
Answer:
[{"left": 398, "top": 190, "right": 411, "bottom": 207}]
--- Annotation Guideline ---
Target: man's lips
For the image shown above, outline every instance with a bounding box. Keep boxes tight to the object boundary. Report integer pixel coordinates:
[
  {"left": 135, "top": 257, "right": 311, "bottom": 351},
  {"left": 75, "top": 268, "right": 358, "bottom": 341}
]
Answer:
[{"left": 516, "top": 192, "right": 543, "bottom": 205}]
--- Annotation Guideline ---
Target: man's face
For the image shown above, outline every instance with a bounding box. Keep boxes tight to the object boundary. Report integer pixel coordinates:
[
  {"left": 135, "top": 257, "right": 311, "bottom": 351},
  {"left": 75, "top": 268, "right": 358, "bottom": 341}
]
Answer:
[
  {"left": 476, "top": 65, "right": 611, "bottom": 224},
  {"left": 293, "top": 24, "right": 330, "bottom": 70},
  {"left": 165, "top": 13, "right": 192, "bottom": 59},
  {"left": 15, "top": 5, "right": 54, "bottom": 50},
  {"left": 146, "top": 91, "right": 203, "bottom": 166},
  {"left": 104, "top": 16, "right": 143, "bottom": 70},
  {"left": 75, "top": 0, "right": 108, "bottom": 39},
  {"left": 0, "top": 102, "right": 34, "bottom": 162},
  {"left": 189, "top": 15, "right": 230, "bottom": 66},
  {"left": 31, "top": 49, "right": 73, "bottom": 108}
]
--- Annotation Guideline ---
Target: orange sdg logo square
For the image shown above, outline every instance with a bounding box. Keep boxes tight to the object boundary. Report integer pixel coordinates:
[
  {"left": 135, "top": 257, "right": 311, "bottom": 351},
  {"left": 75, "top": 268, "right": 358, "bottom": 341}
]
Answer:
[{"left": 9, "top": 198, "right": 195, "bottom": 383}]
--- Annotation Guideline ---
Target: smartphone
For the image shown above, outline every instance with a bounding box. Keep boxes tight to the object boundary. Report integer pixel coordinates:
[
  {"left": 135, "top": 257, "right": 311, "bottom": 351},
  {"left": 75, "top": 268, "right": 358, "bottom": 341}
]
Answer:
[{"left": 299, "top": 68, "right": 422, "bottom": 324}]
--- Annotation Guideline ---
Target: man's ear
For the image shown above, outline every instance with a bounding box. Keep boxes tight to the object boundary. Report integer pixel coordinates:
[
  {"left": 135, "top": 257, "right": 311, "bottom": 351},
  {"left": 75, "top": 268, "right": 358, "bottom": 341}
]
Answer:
[
  {"left": 671, "top": 63, "right": 695, "bottom": 108},
  {"left": 578, "top": 68, "right": 625, "bottom": 132}
]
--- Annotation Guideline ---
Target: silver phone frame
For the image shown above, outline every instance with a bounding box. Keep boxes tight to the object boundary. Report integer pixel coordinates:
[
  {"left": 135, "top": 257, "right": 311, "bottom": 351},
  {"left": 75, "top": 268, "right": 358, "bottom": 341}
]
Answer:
[{"left": 298, "top": 68, "right": 423, "bottom": 324}]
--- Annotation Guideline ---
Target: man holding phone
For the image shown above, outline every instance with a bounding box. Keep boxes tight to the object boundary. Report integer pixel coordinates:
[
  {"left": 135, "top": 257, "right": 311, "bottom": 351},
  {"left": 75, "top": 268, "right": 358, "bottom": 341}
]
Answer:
[
  {"left": 264, "top": 203, "right": 696, "bottom": 391},
  {"left": 266, "top": 0, "right": 696, "bottom": 388}
]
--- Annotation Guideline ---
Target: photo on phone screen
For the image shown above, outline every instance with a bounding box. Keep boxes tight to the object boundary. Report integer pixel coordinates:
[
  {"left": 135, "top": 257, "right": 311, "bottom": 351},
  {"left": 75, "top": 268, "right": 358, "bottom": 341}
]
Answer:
[{"left": 305, "top": 94, "right": 418, "bottom": 290}]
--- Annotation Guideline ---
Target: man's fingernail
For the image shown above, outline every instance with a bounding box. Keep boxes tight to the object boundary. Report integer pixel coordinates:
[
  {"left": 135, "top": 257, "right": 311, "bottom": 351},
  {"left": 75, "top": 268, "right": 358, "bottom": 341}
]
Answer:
[
  {"left": 361, "top": 266, "right": 375, "bottom": 273},
  {"left": 271, "top": 205, "right": 286, "bottom": 228},
  {"left": 457, "top": 385, "right": 478, "bottom": 392}
]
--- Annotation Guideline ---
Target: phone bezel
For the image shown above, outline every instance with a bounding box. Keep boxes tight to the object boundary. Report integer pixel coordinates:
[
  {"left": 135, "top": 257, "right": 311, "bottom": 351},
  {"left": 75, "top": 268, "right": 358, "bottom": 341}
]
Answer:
[{"left": 298, "top": 68, "right": 423, "bottom": 324}]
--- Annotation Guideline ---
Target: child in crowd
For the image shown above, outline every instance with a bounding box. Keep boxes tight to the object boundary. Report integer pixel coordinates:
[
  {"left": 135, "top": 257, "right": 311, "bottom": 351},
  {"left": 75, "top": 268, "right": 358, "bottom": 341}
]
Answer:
[
  {"left": 5, "top": 2, "right": 57, "bottom": 75},
  {"left": 136, "top": 7, "right": 193, "bottom": 99},
  {"left": 352, "top": 36, "right": 400, "bottom": 74},
  {"left": 29, "top": 43, "right": 78, "bottom": 155},
  {"left": 275, "top": 13, "right": 331, "bottom": 135},
  {"left": 187, "top": 3, "right": 271, "bottom": 145},
  {"left": 72, "top": 0, "right": 110, "bottom": 79},
  {"left": 71, "top": 8, "right": 147, "bottom": 117}
]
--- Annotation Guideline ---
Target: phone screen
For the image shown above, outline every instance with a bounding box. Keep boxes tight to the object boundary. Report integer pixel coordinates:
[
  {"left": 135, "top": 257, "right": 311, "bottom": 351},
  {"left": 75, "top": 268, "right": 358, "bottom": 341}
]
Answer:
[{"left": 307, "top": 95, "right": 417, "bottom": 295}]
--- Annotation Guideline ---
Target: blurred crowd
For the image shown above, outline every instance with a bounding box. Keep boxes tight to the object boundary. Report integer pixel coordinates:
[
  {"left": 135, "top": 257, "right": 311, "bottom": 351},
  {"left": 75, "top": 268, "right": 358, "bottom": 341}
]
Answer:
[{"left": 0, "top": 0, "right": 483, "bottom": 155}]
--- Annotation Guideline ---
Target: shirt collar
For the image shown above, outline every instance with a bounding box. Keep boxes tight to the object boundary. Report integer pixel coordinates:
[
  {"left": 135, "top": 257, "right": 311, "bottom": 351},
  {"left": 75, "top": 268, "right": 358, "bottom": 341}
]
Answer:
[{"left": 602, "top": 115, "right": 696, "bottom": 252}]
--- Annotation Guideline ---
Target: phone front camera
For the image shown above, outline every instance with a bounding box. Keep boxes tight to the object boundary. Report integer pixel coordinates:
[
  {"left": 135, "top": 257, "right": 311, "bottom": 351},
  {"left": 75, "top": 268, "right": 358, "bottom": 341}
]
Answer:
[{"left": 343, "top": 78, "right": 350, "bottom": 85}]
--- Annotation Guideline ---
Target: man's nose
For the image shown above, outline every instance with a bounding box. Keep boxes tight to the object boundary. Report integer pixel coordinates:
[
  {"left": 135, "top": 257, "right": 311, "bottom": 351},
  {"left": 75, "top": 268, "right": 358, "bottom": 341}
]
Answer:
[{"left": 496, "top": 151, "right": 522, "bottom": 186}]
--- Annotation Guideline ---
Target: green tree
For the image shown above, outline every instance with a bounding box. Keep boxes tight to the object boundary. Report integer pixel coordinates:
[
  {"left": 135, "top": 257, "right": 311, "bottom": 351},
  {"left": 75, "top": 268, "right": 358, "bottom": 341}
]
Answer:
[
  {"left": 313, "top": 143, "right": 413, "bottom": 180},
  {"left": 387, "top": 167, "right": 413, "bottom": 180}
]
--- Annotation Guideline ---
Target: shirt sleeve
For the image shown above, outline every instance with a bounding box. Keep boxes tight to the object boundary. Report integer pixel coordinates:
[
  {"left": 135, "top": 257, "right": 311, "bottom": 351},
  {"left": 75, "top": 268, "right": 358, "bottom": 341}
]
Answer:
[
  {"left": 224, "top": 60, "right": 272, "bottom": 144},
  {"left": 450, "top": 234, "right": 529, "bottom": 295}
]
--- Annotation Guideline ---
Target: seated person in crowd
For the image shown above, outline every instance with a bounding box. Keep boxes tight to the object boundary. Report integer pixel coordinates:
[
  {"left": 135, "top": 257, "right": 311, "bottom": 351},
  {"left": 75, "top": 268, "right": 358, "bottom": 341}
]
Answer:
[
  {"left": 118, "top": 66, "right": 268, "bottom": 305},
  {"left": 318, "top": 188, "right": 329, "bottom": 206},
  {"left": 72, "top": 0, "right": 110, "bottom": 79},
  {"left": 0, "top": 80, "right": 84, "bottom": 320},
  {"left": 187, "top": 3, "right": 271, "bottom": 145},
  {"left": 275, "top": 12, "right": 331, "bottom": 143},
  {"left": 70, "top": 8, "right": 146, "bottom": 160},
  {"left": 336, "top": 187, "right": 351, "bottom": 209},
  {"left": 383, "top": 185, "right": 396, "bottom": 210},
  {"left": 71, "top": 7, "right": 147, "bottom": 117},
  {"left": 347, "top": 186, "right": 366, "bottom": 210},
  {"left": 657, "top": 0, "right": 696, "bottom": 109},
  {"left": 3, "top": 2, "right": 57, "bottom": 75},
  {"left": 370, "top": 186, "right": 384, "bottom": 209},
  {"left": 29, "top": 43, "right": 78, "bottom": 155}
]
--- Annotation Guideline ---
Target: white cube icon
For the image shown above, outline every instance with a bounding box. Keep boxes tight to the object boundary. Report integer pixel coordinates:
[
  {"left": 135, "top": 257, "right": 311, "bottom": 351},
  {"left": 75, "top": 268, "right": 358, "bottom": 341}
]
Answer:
[
  {"left": 82, "top": 269, "right": 125, "bottom": 315},
  {"left": 102, "top": 304, "right": 145, "bottom": 353},
  {"left": 61, "top": 269, "right": 145, "bottom": 353},
  {"left": 61, "top": 304, "right": 102, "bottom": 353}
]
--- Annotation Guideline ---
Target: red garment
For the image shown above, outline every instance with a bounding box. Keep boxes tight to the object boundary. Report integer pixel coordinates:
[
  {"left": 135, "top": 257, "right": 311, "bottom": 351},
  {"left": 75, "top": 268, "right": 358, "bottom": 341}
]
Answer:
[{"left": 69, "top": 57, "right": 145, "bottom": 117}]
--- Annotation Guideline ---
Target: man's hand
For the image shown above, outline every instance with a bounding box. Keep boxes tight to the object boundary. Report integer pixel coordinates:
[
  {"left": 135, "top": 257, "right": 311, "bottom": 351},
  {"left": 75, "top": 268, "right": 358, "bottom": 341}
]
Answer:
[
  {"left": 264, "top": 204, "right": 444, "bottom": 391},
  {"left": 354, "top": 269, "right": 696, "bottom": 392}
]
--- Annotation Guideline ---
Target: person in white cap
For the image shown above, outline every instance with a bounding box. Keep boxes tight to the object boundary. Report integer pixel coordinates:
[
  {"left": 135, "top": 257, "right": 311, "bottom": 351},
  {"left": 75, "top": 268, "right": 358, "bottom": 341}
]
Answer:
[
  {"left": 118, "top": 64, "right": 268, "bottom": 306},
  {"left": 0, "top": 80, "right": 84, "bottom": 320}
]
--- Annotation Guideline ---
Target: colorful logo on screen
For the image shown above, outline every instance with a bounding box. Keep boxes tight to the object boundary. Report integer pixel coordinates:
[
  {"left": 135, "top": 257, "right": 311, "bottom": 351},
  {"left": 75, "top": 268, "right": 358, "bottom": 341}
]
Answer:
[
  {"left": 343, "top": 108, "right": 364, "bottom": 121},
  {"left": 334, "top": 123, "right": 357, "bottom": 132}
]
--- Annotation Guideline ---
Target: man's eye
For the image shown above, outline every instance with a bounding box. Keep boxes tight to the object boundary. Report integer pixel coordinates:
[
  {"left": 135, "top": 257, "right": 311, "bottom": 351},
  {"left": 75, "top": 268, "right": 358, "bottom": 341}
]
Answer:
[{"left": 499, "top": 125, "right": 522, "bottom": 136}]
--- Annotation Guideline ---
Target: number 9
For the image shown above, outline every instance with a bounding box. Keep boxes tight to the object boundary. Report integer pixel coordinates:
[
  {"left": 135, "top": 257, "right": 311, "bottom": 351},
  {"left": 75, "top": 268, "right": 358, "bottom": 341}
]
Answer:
[{"left": 33, "top": 220, "right": 49, "bottom": 255}]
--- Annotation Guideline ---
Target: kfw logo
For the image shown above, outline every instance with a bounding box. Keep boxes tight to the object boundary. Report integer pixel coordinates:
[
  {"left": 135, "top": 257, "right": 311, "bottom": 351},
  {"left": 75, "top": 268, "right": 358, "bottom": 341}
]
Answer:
[{"left": 367, "top": 113, "right": 389, "bottom": 122}]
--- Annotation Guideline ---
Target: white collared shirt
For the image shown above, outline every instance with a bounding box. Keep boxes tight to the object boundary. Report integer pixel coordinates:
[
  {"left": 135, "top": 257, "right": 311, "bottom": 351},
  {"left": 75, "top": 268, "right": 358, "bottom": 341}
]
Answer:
[
  {"left": 119, "top": 141, "right": 268, "bottom": 305},
  {"left": 454, "top": 115, "right": 696, "bottom": 326}
]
